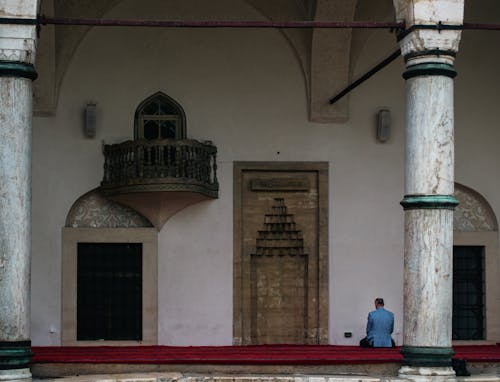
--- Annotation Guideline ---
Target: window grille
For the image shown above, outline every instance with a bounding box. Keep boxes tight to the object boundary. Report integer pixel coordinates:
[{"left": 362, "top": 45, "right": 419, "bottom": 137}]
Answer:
[
  {"left": 77, "top": 243, "right": 142, "bottom": 341},
  {"left": 452, "top": 246, "right": 485, "bottom": 340}
]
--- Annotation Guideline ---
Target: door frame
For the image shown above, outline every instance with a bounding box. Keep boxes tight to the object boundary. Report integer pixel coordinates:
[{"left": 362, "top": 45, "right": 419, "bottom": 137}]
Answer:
[
  {"left": 233, "top": 161, "right": 329, "bottom": 345},
  {"left": 453, "top": 232, "right": 500, "bottom": 342}
]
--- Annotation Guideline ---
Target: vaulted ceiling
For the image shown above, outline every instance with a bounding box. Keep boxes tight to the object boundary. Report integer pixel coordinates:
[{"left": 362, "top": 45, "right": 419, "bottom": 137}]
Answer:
[{"left": 35, "top": 0, "right": 395, "bottom": 122}]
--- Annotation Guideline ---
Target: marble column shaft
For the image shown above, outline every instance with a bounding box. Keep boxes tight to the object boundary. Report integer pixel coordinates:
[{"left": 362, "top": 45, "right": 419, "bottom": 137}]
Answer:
[
  {"left": 0, "top": 78, "right": 32, "bottom": 343},
  {"left": 397, "top": 31, "right": 462, "bottom": 382},
  {"left": 394, "top": 1, "right": 464, "bottom": 375},
  {"left": 403, "top": 75, "right": 455, "bottom": 348},
  {"left": 0, "top": 82, "right": 34, "bottom": 379},
  {"left": 0, "top": 7, "right": 38, "bottom": 379}
]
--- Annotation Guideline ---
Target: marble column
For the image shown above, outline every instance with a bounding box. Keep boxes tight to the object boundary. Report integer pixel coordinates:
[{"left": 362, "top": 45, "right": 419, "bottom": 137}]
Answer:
[
  {"left": 394, "top": 1, "right": 464, "bottom": 381},
  {"left": 0, "top": 3, "right": 38, "bottom": 381}
]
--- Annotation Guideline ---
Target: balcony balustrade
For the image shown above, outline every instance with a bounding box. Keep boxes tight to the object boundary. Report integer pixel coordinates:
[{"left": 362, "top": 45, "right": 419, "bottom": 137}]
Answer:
[{"left": 100, "top": 139, "right": 218, "bottom": 229}]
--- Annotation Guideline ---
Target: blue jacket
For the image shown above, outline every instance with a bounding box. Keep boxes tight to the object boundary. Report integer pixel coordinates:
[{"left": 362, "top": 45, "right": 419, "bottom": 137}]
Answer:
[{"left": 366, "top": 307, "right": 394, "bottom": 347}]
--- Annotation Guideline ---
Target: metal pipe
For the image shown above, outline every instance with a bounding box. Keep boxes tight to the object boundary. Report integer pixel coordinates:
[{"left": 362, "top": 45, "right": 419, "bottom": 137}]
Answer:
[
  {"left": 0, "top": 17, "right": 37, "bottom": 25},
  {"left": 2, "top": 17, "right": 500, "bottom": 31},
  {"left": 0, "top": 16, "right": 403, "bottom": 29},
  {"left": 36, "top": 16, "right": 404, "bottom": 29},
  {"left": 329, "top": 49, "right": 402, "bottom": 105},
  {"left": 330, "top": 21, "right": 500, "bottom": 104},
  {"left": 463, "top": 22, "right": 500, "bottom": 31}
]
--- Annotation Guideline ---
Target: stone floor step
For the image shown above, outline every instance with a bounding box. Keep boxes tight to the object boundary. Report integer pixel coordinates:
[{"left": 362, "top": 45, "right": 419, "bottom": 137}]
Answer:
[
  {"left": 33, "top": 374, "right": 500, "bottom": 382},
  {"left": 34, "top": 374, "right": 384, "bottom": 382}
]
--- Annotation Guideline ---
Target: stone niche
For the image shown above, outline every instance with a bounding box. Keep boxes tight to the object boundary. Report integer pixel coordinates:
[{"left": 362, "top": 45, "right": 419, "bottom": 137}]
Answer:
[
  {"left": 233, "top": 162, "right": 329, "bottom": 345},
  {"left": 250, "top": 198, "right": 309, "bottom": 344}
]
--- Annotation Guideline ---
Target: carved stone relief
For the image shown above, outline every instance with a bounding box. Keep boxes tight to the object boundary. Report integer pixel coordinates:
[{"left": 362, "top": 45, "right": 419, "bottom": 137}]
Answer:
[
  {"left": 251, "top": 198, "right": 308, "bottom": 344},
  {"left": 454, "top": 184, "right": 498, "bottom": 232},
  {"left": 234, "top": 162, "right": 329, "bottom": 345},
  {"left": 65, "top": 188, "right": 152, "bottom": 228}
]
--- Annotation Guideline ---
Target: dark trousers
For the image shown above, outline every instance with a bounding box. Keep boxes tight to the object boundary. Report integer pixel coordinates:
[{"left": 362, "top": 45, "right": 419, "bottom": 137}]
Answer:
[{"left": 359, "top": 337, "right": 395, "bottom": 348}]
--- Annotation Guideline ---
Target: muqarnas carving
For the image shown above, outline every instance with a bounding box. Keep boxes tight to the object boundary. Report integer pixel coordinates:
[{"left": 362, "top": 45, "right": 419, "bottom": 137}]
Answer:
[{"left": 250, "top": 198, "right": 308, "bottom": 344}]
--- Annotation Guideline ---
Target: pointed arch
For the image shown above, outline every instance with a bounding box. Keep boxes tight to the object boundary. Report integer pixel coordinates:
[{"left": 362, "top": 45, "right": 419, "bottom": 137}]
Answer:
[{"left": 134, "top": 92, "right": 187, "bottom": 140}]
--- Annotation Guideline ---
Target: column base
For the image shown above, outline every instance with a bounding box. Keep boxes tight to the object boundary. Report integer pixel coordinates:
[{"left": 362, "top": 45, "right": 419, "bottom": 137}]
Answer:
[
  {"left": 0, "top": 368, "right": 31, "bottom": 382},
  {"left": 401, "top": 346, "right": 454, "bottom": 368},
  {"left": 399, "top": 366, "right": 456, "bottom": 382},
  {"left": 0, "top": 342, "right": 32, "bottom": 371}
]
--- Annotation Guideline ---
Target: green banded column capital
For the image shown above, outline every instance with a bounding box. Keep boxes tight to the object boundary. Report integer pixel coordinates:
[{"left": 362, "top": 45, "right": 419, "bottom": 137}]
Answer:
[
  {"left": 400, "top": 195, "right": 459, "bottom": 210},
  {"left": 0, "top": 61, "right": 37, "bottom": 81},
  {"left": 403, "top": 62, "right": 456, "bottom": 80}
]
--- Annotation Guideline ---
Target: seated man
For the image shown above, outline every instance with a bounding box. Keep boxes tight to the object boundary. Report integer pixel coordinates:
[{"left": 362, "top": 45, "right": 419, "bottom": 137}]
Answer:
[{"left": 359, "top": 297, "right": 395, "bottom": 348}]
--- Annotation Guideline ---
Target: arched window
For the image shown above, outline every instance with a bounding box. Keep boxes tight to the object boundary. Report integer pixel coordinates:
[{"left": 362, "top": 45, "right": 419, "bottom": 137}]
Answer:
[{"left": 134, "top": 92, "right": 186, "bottom": 140}]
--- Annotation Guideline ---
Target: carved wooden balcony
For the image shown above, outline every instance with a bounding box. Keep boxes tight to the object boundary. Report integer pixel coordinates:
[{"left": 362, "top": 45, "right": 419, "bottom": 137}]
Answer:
[{"left": 100, "top": 139, "right": 218, "bottom": 229}]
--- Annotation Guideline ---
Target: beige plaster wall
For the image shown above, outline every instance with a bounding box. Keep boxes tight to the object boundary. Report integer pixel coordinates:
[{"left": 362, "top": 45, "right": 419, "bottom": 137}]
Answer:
[{"left": 30, "top": 0, "right": 500, "bottom": 346}]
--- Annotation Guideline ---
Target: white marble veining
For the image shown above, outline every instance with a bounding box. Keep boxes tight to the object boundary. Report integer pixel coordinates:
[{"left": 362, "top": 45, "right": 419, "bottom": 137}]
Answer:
[
  {"left": 393, "top": 0, "right": 464, "bottom": 25},
  {"left": 0, "top": 4, "right": 37, "bottom": 381},
  {"left": 0, "top": 368, "right": 31, "bottom": 381},
  {"left": 394, "top": 0, "right": 464, "bottom": 66},
  {"left": 0, "top": 24, "right": 38, "bottom": 65},
  {"left": 399, "top": 366, "right": 456, "bottom": 382},
  {"left": 395, "top": 1, "right": 464, "bottom": 380},
  {"left": 403, "top": 209, "right": 454, "bottom": 347},
  {"left": 399, "top": 30, "right": 462, "bottom": 66},
  {"left": 0, "top": 78, "right": 32, "bottom": 343},
  {"left": 405, "top": 75, "right": 455, "bottom": 196}
]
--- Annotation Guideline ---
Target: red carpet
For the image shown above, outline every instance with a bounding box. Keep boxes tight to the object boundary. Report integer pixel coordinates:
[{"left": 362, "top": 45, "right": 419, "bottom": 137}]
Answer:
[{"left": 31, "top": 345, "right": 500, "bottom": 365}]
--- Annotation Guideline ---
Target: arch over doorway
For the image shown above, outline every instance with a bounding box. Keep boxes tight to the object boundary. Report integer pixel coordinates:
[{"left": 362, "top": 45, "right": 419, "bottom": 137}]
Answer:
[
  {"left": 65, "top": 188, "right": 153, "bottom": 228},
  {"left": 453, "top": 183, "right": 499, "bottom": 342},
  {"left": 62, "top": 188, "right": 157, "bottom": 345},
  {"left": 454, "top": 183, "right": 498, "bottom": 232}
]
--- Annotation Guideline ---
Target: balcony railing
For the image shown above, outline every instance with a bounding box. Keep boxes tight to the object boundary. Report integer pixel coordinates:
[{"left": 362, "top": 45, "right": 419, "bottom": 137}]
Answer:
[{"left": 101, "top": 139, "right": 218, "bottom": 198}]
